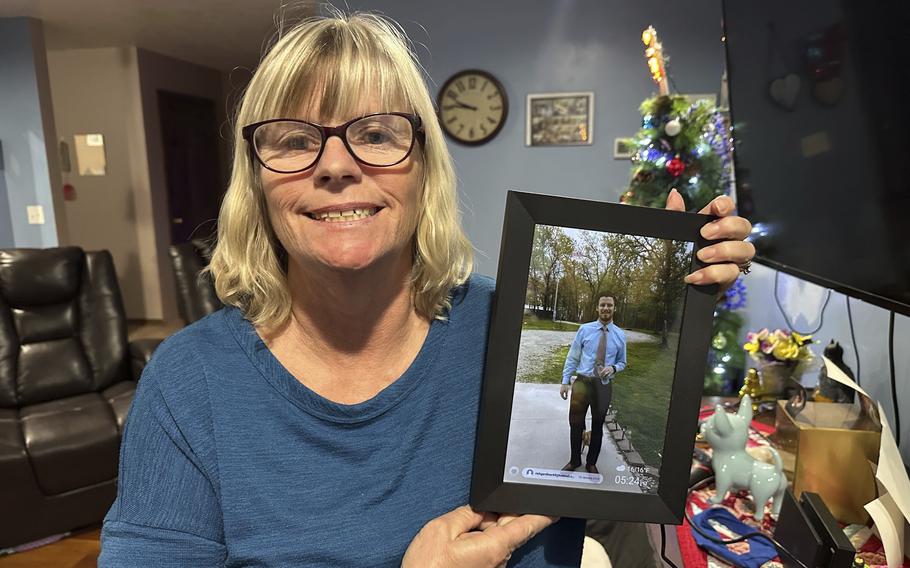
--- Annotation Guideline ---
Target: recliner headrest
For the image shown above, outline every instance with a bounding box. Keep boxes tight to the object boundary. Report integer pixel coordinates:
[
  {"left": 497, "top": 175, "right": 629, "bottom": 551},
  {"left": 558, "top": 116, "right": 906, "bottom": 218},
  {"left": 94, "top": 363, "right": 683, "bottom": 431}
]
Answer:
[{"left": 0, "top": 248, "right": 84, "bottom": 307}]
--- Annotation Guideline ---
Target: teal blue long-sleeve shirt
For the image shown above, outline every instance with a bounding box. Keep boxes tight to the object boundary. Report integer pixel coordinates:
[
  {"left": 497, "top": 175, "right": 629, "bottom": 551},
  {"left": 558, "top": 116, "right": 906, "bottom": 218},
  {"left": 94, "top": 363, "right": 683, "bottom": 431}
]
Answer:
[
  {"left": 99, "top": 275, "right": 584, "bottom": 567},
  {"left": 561, "top": 321, "right": 627, "bottom": 385}
]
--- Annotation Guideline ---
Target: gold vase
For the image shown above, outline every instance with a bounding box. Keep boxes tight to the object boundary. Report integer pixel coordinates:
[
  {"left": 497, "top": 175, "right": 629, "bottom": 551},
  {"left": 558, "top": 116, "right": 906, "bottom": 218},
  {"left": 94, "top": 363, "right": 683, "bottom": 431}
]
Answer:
[{"left": 758, "top": 361, "right": 796, "bottom": 396}]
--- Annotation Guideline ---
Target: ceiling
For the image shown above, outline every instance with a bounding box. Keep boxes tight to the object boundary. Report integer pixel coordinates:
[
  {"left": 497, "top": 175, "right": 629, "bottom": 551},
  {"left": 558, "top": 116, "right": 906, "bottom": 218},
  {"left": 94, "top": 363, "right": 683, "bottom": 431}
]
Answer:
[{"left": 0, "top": 0, "right": 318, "bottom": 71}]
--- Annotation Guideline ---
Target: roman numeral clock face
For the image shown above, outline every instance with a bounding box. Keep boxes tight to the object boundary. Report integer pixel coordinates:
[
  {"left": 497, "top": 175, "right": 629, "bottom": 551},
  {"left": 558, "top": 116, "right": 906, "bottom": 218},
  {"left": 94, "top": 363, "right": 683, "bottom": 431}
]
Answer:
[{"left": 437, "top": 70, "right": 508, "bottom": 145}]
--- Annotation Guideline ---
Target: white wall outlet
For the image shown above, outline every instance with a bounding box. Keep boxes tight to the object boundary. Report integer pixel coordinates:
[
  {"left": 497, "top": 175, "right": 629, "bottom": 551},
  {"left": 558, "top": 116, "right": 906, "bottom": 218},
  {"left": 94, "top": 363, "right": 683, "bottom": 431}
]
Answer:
[{"left": 27, "top": 205, "right": 45, "bottom": 225}]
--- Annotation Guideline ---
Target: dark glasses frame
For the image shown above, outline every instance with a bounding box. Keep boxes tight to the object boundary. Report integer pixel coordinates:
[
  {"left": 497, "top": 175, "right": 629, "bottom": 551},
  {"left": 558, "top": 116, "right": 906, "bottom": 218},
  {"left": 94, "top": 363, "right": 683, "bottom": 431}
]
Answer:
[{"left": 241, "top": 112, "right": 426, "bottom": 174}]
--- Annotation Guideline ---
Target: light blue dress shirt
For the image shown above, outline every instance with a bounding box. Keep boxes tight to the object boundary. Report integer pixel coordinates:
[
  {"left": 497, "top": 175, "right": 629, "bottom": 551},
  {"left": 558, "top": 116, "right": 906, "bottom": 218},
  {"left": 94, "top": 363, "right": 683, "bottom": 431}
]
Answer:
[{"left": 561, "top": 320, "right": 627, "bottom": 385}]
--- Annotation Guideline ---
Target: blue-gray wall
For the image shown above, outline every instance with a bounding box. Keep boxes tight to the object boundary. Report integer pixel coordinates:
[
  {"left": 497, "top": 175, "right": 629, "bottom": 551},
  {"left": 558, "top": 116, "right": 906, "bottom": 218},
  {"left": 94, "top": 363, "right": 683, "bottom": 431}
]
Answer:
[
  {"left": 0, "top": 142, "right": 12, "bottom": 247},
  {"left": 0, "top": 17, "right": 59, "bottom": 248},
  {"left": 346, "top": 0, "right": 726, "bottom": 274}
]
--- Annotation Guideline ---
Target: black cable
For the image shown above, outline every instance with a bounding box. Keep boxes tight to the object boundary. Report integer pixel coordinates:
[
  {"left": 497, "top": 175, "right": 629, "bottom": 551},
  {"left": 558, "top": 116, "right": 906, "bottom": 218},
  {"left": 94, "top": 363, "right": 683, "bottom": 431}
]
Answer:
[
  {"left": 659, "top": 523, "right": 680, "bottom": 568},
  {"left": 846, "top": 296, "right": 861, "bottom": 387},
  {"left": 683, "top": 477, "right": 810, "bottom": 568},
  {"left": 773, "top": 270, "right": 832, "bottom": 335},
  {"left": 889, "top": 311, "right": 900, "bottom": 446}
]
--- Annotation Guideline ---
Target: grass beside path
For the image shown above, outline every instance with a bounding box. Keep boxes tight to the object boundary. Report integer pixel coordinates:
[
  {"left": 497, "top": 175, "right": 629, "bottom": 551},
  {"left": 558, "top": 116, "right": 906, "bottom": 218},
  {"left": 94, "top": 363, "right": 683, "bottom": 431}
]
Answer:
[
  {"left": 611, "top": 340, "right": 676, "bottom": 469},
  {"left": 521, "top": 315, "right": 581, "bottom": 332},
  {"left": 522, "top": 345, "right": 571, "bottom": 384},
  {"left": 518, "top": 339, "right": 676, "bottom": 468}
]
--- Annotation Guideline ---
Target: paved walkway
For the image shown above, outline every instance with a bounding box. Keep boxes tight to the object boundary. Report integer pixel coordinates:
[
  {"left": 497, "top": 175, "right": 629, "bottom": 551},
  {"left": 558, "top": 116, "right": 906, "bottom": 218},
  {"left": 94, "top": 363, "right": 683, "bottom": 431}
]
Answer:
[{"left": 503, "top": 383, "right": 651, "bottom": 494}]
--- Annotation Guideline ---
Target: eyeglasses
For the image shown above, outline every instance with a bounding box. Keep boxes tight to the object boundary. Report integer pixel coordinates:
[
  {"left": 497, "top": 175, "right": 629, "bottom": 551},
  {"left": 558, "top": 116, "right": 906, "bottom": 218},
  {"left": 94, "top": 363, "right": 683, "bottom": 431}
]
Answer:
[{"left": 241, "top": 112, "right": 425, "bottom": 174}]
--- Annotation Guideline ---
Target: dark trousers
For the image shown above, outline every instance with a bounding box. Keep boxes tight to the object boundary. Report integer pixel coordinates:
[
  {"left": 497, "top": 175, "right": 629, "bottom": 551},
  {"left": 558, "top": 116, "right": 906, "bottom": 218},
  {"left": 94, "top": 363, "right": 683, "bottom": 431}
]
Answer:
[{"left": 569, "top": 376, "right": 613, "bottom": 466}]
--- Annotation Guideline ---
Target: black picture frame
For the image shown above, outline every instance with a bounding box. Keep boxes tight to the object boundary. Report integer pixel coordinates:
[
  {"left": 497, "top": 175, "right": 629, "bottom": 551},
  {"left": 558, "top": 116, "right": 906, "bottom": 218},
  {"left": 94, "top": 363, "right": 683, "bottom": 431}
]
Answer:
[{"left": 470, "top": 191, "right": 719, "bottom": 524}]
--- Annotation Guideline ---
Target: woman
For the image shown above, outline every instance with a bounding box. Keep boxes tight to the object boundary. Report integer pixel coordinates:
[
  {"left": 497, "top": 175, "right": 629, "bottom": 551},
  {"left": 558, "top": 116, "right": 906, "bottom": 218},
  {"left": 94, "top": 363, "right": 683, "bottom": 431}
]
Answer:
[{"left": 99, "top": 12, "right": 754, "bottom": 567}]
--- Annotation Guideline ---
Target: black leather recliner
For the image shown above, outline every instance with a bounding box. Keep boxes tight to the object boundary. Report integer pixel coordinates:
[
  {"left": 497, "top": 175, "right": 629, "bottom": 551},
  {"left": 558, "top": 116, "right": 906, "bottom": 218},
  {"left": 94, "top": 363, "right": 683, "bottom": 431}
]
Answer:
[
  {"left": 168, "top": 239, "right": 222, "bottom": 324},
  {"left": 0, "top": 247, "right": 160, "bottom": 548}
]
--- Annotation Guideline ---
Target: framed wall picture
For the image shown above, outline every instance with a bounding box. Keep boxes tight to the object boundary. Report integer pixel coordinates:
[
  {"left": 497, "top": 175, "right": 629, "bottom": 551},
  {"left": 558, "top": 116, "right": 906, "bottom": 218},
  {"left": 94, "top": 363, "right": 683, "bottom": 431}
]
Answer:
[
  {"left": 526, "top": 92, "right": 594, "bottom": 146},
  {"left": 613, "top": 137, "right": 635, "bottom": 159},
  {"left": 682, "top": 93, "right": 718, "bottom": 107},
  {"left": 73, "top": 133, "right": 107, "bottom": 176},
  {"left": 471, "top": 191, "right": 718, "bottom": 523}
]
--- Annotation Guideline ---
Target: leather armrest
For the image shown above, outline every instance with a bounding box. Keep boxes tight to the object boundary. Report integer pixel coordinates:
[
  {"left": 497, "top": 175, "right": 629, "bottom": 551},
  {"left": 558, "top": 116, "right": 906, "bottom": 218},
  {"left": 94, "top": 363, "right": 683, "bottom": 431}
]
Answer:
[{"left": 129, "top": 338, "right": 163, "bottom": 380}]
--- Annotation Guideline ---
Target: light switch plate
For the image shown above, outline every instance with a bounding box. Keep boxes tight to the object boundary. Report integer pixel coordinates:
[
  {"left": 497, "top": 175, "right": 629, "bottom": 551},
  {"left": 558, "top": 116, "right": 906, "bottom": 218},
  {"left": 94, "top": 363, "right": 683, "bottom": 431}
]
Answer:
[{"left": 27, "top": 205, "right": 45, "bottom": 225}]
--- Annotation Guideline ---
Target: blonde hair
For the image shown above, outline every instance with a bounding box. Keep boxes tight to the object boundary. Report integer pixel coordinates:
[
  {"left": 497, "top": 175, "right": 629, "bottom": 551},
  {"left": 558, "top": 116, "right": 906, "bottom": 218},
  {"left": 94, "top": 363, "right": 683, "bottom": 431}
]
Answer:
[{"left": 209, "top": 11, "right": 473, "bottom": 327}]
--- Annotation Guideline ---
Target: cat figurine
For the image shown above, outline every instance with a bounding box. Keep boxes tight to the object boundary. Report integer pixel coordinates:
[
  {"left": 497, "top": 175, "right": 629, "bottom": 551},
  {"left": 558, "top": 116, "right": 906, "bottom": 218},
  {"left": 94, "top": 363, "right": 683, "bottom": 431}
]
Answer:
[
  {"left": 700, "top": 395, "right": 788, "bottom": 520},
  {"left": 813, "top": 339, "right": 856, "bottom": 403}
]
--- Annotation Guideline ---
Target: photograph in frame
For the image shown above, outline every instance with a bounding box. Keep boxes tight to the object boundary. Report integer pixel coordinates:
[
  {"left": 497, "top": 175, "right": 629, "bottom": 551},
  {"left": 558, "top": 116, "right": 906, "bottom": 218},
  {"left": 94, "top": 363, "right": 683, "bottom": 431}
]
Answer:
[
  {"left": 504, "top": 225, "right": 693, "bottom": 494},
  {"left": 526, "top": 92, "right": 594, "bottom": 146},
  {"left": 471, "top": 191, "right": 718, "bottom": 523}
]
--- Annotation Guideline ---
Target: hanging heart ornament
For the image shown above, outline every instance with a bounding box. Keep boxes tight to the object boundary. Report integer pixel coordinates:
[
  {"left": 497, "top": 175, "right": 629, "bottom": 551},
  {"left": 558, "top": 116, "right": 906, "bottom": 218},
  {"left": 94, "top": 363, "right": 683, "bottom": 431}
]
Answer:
[{"left": 768, "top": 73, "right": 801, "bottom": 111}]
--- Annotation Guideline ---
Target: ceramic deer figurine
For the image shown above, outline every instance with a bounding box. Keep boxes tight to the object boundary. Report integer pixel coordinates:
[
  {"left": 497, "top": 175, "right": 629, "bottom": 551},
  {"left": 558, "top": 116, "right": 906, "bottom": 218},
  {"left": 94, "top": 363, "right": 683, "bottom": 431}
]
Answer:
[{"left": 700, "top": 395, "right": 788, "bottom": 520}]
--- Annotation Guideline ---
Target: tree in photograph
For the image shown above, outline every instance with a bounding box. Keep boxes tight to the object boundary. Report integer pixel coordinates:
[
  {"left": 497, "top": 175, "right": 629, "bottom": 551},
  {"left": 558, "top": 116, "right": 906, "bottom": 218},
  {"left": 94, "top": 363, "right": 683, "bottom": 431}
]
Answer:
[
  {"left": 648, "top": 239, "right": 692, "bottom": 347},
  {"left": 575, "top": 232, "right": 613, "bottom": 317},
  {"left": 554, "top": 258, "right": 584, "bottom": 322},
  {"left": 601, "top": 233, "right": 645, "bottom": 322},
  {"left": 611, "top": 235, "right": 689, "bottom": 347},
  {"left": 528, "top": 226, "right": 574, "bottom": 314}
]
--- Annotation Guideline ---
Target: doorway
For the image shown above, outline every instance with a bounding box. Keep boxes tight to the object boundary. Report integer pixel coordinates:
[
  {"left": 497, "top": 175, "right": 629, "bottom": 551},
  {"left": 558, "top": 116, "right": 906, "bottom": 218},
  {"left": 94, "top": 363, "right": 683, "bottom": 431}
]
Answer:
[{"left": 157, "top": 90, "right": 223, "bottom": 244}]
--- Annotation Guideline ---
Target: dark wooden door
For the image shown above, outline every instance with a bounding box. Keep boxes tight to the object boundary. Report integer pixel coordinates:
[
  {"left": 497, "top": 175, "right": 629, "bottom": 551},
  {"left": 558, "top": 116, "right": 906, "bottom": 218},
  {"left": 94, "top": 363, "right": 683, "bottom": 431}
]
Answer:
[{"left": 158, "top": 90, "right": 223, "bottom": 244}]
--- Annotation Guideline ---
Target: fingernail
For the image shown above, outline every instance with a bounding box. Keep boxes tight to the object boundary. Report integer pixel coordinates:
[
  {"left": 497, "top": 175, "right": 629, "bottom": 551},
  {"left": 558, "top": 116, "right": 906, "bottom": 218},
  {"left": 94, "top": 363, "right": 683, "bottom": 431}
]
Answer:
[
  {"left": 702, "top": 223, "right": 719, "bottom": 238},
  {"left": 699, "top": 248, "right": 715, "bottom": 261},
  {"left": 685, "top": 273, "right": 703, "bottom": 284}
]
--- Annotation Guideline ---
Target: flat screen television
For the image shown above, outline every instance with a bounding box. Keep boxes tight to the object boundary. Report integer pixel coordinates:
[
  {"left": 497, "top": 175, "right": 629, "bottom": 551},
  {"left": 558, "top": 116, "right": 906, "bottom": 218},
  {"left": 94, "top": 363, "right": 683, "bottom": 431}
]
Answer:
[{"left": 722, "top": 0, "right": 910, "bottom": 316}]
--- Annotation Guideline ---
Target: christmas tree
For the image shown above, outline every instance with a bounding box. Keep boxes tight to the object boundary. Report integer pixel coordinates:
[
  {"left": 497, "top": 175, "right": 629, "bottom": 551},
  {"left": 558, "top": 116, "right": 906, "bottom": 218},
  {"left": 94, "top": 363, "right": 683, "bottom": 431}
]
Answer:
[
  {"left": 704, "top": 278, "right": 748, "bottom": 394},
  {"left": 623, "top": 26, "right": 746, "bottom": 394},
  {"left": 620, "top": 27, "right": 734, "bottom": 212}
]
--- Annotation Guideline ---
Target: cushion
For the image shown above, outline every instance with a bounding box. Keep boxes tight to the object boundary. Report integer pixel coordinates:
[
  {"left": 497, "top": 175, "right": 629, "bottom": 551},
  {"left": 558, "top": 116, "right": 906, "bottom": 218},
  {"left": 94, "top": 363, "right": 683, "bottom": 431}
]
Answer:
[{"left": 20, "top": 393, "right": 120, "bottom": 495}]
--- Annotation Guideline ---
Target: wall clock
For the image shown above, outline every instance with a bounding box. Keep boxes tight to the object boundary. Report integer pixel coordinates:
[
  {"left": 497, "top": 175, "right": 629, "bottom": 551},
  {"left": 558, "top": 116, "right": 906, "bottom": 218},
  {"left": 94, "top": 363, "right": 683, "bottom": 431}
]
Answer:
[{"left": 437, "top": 69, "right": 508, "bottom": 145}]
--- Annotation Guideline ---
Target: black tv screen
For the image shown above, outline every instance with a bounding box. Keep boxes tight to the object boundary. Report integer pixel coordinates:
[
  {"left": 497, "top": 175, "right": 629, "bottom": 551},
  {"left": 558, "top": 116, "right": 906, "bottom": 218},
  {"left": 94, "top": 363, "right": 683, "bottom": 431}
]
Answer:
[{"left": 723, "top": 0, "right": 910, "bottom": 315}]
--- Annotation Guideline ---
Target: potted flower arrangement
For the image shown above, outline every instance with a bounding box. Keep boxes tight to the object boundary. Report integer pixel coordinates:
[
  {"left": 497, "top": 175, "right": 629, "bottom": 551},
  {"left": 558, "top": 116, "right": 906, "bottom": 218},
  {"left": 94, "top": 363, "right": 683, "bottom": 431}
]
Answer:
[{"left": 743, "top": 329, "right": 815, "bottom": 395}]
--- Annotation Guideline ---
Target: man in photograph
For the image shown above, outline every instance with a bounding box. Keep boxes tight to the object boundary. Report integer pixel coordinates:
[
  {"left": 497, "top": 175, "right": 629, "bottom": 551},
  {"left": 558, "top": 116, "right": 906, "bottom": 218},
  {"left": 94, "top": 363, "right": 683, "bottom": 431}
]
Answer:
[{"left": 559, "top": 294, "right": 627, "bottom": 474}]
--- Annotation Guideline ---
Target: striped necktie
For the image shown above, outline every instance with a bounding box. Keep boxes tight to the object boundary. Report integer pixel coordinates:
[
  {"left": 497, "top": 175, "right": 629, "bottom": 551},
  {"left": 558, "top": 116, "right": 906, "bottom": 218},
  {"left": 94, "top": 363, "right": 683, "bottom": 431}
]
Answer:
[{"left": 596, "top": 325, "right": 607, "bottom": 370}]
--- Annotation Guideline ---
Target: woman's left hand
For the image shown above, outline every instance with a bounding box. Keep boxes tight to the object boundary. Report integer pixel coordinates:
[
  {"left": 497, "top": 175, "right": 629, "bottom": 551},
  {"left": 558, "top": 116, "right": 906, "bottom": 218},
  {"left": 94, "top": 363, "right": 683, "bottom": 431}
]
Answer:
[{"left": 665, "top": 189, "right": 754, "bottom": 295}]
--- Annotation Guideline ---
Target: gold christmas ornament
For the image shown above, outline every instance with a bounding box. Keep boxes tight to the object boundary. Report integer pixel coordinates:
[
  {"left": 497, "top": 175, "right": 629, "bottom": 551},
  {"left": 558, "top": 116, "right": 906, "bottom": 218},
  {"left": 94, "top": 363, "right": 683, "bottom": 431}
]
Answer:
[
  {"left": 739, "top": 368, "right": 763, "bottom": 412},
  {"left": 712, "top": 332, "right": 728, "bottom": 350}
]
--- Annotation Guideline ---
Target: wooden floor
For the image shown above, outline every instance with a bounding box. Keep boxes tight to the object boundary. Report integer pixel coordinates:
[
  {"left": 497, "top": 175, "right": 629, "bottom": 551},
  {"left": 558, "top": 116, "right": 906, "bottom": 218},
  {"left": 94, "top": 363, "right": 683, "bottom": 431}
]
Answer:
[
  {"left": 127, "top": 318, "right": 185, "bottom": 341},
  {"left": 0, "top": 528, "right": 100, "bottom": 568}
]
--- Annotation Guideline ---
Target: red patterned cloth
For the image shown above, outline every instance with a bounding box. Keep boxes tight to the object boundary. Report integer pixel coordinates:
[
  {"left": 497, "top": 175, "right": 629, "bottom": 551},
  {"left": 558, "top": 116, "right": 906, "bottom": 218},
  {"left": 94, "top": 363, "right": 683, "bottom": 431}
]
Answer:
[
  {"left": 854, "top": 533, "right": 910, "bottom": 567},
  {"left": 679, "top": 405, "right": 908, "bottom": 568},
  {"left": 677, "top": 515, "right": 708, "bottom": 568}
]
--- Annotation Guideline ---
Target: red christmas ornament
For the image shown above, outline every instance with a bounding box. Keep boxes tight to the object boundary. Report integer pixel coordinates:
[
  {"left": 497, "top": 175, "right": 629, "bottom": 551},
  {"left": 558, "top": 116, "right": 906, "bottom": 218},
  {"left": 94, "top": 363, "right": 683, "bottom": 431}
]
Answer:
[{"left": 666, "top": 157, "right": 685, "bottom": 177}]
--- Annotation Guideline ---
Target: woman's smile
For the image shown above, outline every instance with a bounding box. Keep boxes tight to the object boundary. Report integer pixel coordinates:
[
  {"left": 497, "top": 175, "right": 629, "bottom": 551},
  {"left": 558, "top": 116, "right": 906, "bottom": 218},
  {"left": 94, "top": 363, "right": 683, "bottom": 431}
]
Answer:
[{"left": 307, "top": 206, "right": 381, "bottom": 222}]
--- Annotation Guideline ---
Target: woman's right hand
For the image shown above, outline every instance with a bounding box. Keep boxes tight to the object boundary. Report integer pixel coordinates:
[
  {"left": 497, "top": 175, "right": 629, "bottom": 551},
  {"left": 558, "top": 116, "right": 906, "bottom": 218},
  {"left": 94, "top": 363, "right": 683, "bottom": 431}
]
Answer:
[{"left": 402, "top": 506, "right": 557, "bottom": 567}]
